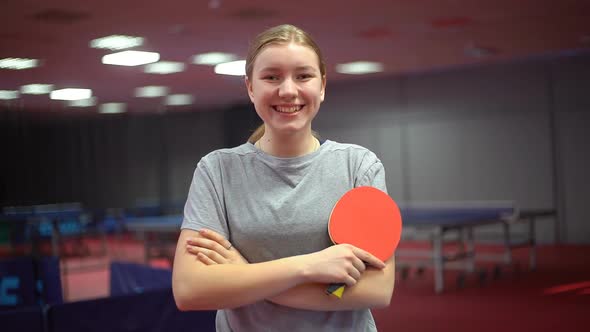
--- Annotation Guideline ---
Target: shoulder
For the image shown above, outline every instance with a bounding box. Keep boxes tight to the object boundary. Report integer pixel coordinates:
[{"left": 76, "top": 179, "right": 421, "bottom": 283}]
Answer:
[
  {"left": 191, "top": 142, "right": 258, "bottom": 179},
  {"left": 321, "top": 140, "right": 384, "bottom": 180},
  {"left": 322, "top": 140, "right": 380, "bottom": 163},
  {"left": 199, "top": 142, "right": 257, "bottom": 165}
]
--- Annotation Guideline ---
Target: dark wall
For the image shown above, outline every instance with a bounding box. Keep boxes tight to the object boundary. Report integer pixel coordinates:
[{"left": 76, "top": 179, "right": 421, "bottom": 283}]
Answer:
[{"left": 0, "top": 104, "right": 260, "bottom": 210}]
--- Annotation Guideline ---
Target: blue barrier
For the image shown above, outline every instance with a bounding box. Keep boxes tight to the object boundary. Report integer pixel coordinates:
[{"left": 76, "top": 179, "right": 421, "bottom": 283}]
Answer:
[
  {"left": 38, "top": 257, "right": 62, "bottom": 305},
  {"left": 109, "top": 262, "right": 172, "bottom": 296},
  {"left": 48, "top": 288, "right": 216, "bottom": 332},
  {"left": 2, "top": 260, "right": 214, "bottom": 332},
  {"left": 0, "top": 305, "right": 44, "bottom": 332},
  {"left": 0, "top": 256, "right": 62, "bottom": 308},
  {"left": 0, "top": 257, "right": 36, "bottom": 307}
]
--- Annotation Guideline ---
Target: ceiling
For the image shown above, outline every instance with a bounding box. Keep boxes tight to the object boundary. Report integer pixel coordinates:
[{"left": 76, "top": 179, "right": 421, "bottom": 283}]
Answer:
[{"left": 1, "top": 0, "right": 589, "bottom": 113}]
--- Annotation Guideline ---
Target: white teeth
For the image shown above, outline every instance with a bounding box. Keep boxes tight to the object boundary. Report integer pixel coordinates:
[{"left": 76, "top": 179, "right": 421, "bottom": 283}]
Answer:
[{"left": 274, "top": 105, "right": 302, "bottom": 113}]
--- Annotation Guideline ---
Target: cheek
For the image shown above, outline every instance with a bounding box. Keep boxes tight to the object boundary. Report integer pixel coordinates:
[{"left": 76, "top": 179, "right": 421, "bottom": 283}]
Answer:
[
  {"left": 253, "top": 85, "right": 273, "bottom": 101},
  {"left": 309, "top": 87, "right": 324, "bottom": 103}
]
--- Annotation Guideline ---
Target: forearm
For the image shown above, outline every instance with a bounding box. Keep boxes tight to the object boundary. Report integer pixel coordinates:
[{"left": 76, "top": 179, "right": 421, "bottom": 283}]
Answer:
[
  {"left": 174, "top": 254, "right": 307, "bottom": 311},
  {"left": 267, "top": 258, "right": 395, "bottom": 311},
  {"left": 173, "top": 230, "right": 310, "bottom": 310},
  {"left": 175, "top": 229, "right": 392, "bottom": 311}
]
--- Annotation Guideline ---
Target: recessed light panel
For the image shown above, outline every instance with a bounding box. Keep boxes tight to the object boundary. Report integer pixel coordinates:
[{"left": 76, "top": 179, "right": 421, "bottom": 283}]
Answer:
[
  {"left": 0, "top": 58, "right": 40, "bottom": 70},
  {"left": 20, "top": 84, "right": 54, "bottom": 95},
  {"left": 192, "top": 52, "right": 237, "bottom": 65},
  {"left": 135, "top": 86, "right": 169, "bottom": 98},
  {"left": 90, "top": 35, "right": 144, "bottom": 50},
  {"left": 99, "top": 103, "right": 126, "bottom": 114},
  {"left": 165, "top": 94, "right": 194, "bottom": 106},
  {"left": 144, "top": 61, "right": 186, "bottom": 74},
  {"left": 102, "top": 51, "right": 160, "bottom": 66},
  {"left": 335, "top": 61, "right": 384, "bottom": 75},
  {"left": 0, "top": 90, "right": 19, "bottom": 100},
  {"left": 214, "top": 60, "right": 246, "bottom": 76},
  {"left": 50, "top": 88, "right": 92, "bottom": 101},
  {"left": 464, "top": 44, "right": 497, "bottom": 58},
  {"left": 69, "top": 97, "right": 97, "bottom": 107}
]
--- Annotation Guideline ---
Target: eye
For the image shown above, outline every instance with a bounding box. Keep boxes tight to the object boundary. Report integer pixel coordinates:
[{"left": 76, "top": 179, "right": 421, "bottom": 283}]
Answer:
[
  {"left": 297, "top": 73, "right": 314, "bottom": 80},
  {"left": 262, "top": 75, "right": 279, "bottom": 81}
]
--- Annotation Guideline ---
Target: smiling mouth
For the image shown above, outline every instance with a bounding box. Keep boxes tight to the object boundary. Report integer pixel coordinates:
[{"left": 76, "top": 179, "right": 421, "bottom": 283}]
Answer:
[{"left": 273, "top": 105, "right": 304, "bottom": 114}]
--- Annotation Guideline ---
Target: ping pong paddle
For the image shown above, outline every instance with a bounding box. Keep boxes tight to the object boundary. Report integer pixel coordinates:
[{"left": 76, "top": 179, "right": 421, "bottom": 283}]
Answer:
[{"left": 326, "top": 186, "right": 402, "bottom": 298}]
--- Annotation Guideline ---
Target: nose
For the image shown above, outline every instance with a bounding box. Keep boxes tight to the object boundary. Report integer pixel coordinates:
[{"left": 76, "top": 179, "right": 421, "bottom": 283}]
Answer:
[{"left": 278, "top": 78, "right": 297, "bottom": 99}]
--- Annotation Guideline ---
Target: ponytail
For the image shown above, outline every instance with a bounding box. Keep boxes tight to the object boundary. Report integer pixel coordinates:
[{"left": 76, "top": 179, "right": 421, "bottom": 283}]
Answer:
[{"left": 248, "top": 124, "right": 265, "bottom": 143}]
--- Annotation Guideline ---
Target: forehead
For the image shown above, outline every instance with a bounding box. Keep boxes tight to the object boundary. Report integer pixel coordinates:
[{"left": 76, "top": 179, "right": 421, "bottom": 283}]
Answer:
[{"left": 253, "top": 43, "right": 320, "bottom": 72}]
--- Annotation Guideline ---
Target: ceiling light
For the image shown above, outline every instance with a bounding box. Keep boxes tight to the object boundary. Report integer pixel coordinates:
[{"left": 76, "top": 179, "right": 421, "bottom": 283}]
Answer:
[
  {"left": 68, "top": 97, "right": 97, "bottom": 107},
  {"left": 99, "top": 103, "right": 126, "bottom": 114},
  {"left": 0, "top": 90, "right": 19, "bottom": 100},
  {"left": 135, "top": 86, "right": 169, "bottom": 97},
  {"left": 20, "top": 84, "right": 54, "bottom": 95},
  {"left": 464, "top": 43, "right": 497, "bottom": 58},
  {"left": 335, "top": 61, "right": 384, "bottom": 75},
  {"left": 102, "top": 50, "right": 160, "bottom": 66},
  {"left": 214, "top": 60, "right": 246, "bottom": 76},
  {"left": 192, "top": 52, "right": 237, "bottom": 65},
  {"left": 90, "top": 35, "right": 145, "bottom": 50},
  {"left": 165, "top": 94, "right": 194, "bottom": 106},
  {"left": 0, "top": 58, "right": 40, "bottom": 70},
  {"left": 50, "top": 88, "right": 92, "bottom": 101},
  {"left": 144, "top": 61, "right": 185, "bottom": 74},
  {"left": 208, "top": 0, "right": 221, "bottom": 9}
]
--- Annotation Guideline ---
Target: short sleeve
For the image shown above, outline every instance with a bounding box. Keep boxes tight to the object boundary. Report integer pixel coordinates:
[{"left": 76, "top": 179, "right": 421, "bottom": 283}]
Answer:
[
  {"left": 181, "top": 157, "right": 229, "bottom": 239},
  {"left": 355, "top": 151, "right": 388, "bottom": 194}
]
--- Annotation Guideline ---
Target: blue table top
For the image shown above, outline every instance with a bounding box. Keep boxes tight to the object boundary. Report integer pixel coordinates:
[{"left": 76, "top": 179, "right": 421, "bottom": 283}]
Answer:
[
  {"left": 121, "top": 207, "right": 517, "bottom": 230},
  {"left": 400, "top": 207, "right": 515, "bottom": 227}
]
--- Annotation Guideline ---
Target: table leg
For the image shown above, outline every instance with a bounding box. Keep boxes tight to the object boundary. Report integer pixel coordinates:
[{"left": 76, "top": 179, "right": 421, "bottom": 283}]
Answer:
[
  {"left": 433, "top": 227, "right": 444, "bottom": 293},
  {"left": 529, "top": 217, "right": 537, "bottom": 271},
  {"left": 465, "top": 227, "right": 475, "bottom": 273},
  {"left": 503, "top": 222, "right": 512, "bottom": 265}
]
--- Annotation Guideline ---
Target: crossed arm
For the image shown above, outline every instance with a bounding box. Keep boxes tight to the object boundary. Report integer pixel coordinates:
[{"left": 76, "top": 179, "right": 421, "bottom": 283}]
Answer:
[{"left": 172, "top": 228, "right": 395, "bottom": 312}]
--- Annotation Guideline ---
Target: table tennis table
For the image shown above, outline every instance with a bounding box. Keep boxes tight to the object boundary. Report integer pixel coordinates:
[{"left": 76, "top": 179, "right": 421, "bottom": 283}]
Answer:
[
  {"left": 124, "top": 214, "right": 184, "bottom": 263},
  {"left": 1, "top": 203, "right": 111, "bottom": 301},
  {"left": 0, "top": 203, "right": 85, "bottom": 257},
  {"left": 395, "top": 202, "right": 556, "bottom": 293},
  {"left": 122, "top": 205, "right": 556, "bottom": 294}
]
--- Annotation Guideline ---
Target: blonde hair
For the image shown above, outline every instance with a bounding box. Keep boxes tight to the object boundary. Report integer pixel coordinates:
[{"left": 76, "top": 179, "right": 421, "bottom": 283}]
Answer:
[{"left": 246, "top": 24, "right": 325, "bottom": 143}]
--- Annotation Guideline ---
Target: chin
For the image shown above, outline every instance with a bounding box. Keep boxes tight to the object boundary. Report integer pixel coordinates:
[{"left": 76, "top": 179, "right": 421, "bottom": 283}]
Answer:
[{"left": 269, "top": 124, "right": 310, "bottom": 135}]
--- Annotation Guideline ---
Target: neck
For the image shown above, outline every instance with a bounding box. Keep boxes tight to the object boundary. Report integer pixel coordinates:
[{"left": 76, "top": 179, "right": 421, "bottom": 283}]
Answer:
[{"left": 257, "top": 130, "right": 318, "bottom": 158}]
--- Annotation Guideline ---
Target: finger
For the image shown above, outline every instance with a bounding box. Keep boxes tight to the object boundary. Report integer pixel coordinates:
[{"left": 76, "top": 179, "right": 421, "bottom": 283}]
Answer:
[
  {"left": 186, "top": 245, "right": 226, "bottom": 264},
  {"left": 199, "top": 229, "right": 232, "bottom": 251},
  {"left": 344, "top": 275, "right": 357, "bottom": 287},
  {"left": 187, "top": 237, "right": 231, "bottom": 259},
  {"left": 347, "top": 265, "right": 361, "bottom": 281},
  {"left": 196, "top": 252, "right": 217, "bottom": 265},
  {"left": 351, "top": 256, "right": 366, "bottom": 274},
  {"left": 199, "top": 247, "right": 229, "bottom": 264},
  {"left": 351, "top": 247, "right": 386, "bottom": 269}
]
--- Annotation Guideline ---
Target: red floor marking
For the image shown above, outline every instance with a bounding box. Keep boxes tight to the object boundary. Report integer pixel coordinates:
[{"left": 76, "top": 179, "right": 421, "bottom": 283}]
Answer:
[{"left": 543, "top": 280, "right": 590, "bottom": 295}]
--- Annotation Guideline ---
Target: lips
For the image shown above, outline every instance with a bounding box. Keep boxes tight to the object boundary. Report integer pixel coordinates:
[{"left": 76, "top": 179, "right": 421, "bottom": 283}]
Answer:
[{"left": 273, "top": 105, "right": 304, "bottom": 114}]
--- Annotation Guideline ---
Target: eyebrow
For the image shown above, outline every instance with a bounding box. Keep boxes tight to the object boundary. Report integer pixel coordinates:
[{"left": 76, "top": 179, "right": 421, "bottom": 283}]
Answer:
[{"left": 258, "top": 65, "right": 318, "bottom": 72}]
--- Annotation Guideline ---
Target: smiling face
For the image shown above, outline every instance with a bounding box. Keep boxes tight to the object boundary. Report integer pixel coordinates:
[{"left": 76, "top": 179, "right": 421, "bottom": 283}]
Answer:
[{"left": 246, "top": 42, "right": 326, "bottom": 138}]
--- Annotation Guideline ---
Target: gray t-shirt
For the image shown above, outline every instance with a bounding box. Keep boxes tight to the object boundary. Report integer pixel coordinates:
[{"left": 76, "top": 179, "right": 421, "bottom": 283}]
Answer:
[{"left": 181, "top": 140, "right": 388, "bottom": 332}]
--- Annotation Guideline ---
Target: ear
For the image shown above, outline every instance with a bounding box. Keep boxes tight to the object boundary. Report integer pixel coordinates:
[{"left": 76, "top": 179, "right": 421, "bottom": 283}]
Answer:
[
  {"left": 245, "top": 76, "right": 255, "bottom": 103},
  {"left": 320, "top": 75, "right": 327, "bottom": 102}
]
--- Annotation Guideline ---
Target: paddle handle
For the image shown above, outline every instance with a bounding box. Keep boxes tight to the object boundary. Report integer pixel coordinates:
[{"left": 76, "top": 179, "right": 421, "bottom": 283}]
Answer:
[
  {"left": 326, "top": 259, "right": 370, "bottom": 298},
  {"left": 326, "top": 283, "right": 346, "bottom": 298}
]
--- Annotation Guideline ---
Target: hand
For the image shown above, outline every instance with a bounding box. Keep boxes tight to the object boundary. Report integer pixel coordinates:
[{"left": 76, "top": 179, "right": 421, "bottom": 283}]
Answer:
[
  {"left": 186, "top": 228, "right": 249, "bottom": 265},
  {"left": 299, "top": 244, "right": 386, "bottom": 287}
]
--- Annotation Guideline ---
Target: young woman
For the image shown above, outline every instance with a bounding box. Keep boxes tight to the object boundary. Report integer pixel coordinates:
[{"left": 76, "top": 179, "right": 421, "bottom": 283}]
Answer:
[{"left": 172, "top": 24, "right": 395, "bottom": 332}]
